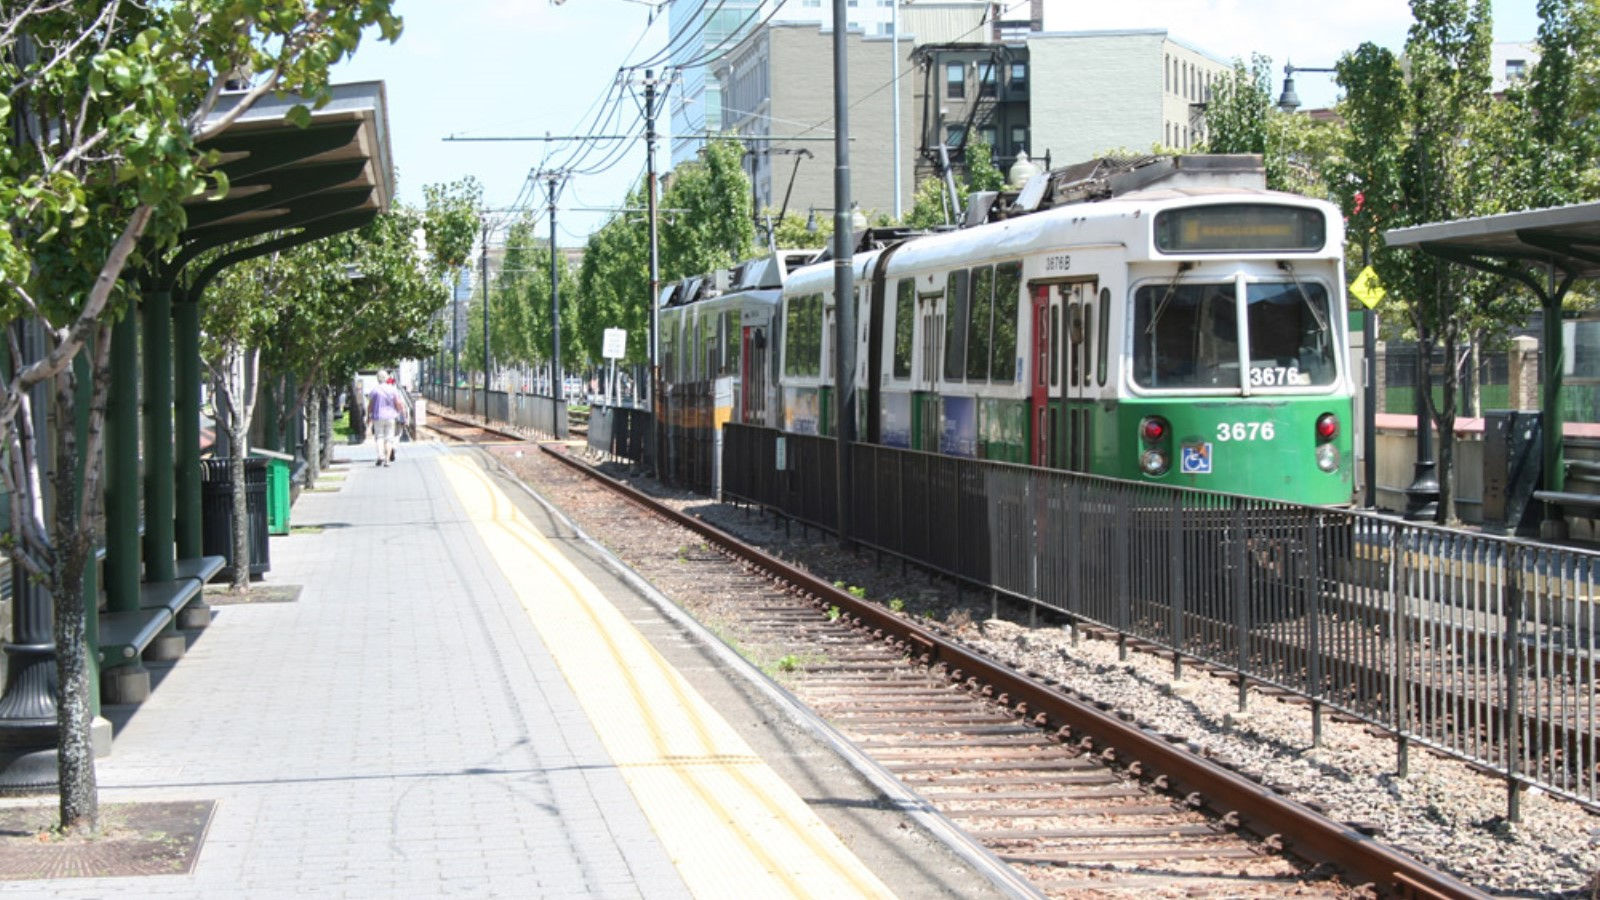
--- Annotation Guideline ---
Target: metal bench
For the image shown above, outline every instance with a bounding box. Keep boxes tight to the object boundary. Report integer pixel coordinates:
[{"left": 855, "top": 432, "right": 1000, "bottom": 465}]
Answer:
[
  {"left": 97, "top": 555, "right": 224, "bottom": 704},
  {"left": 1533, "top": 489, "right": 1600, "bottom": 510}
]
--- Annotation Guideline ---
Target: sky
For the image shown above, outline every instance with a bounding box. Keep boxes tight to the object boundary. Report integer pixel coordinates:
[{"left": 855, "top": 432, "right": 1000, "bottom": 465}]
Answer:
[{"left": 329, "top": 0, "right": 1543, "bottom": 248}]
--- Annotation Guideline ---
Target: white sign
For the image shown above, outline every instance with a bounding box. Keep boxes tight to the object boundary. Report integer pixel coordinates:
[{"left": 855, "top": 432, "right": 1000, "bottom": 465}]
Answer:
[{"left": 603, "top": 328, "right": 627, "bottom": 360}]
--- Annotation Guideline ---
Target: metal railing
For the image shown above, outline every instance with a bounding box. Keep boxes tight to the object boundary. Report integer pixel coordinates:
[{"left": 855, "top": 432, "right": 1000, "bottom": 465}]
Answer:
[
  {"left": 587, "top": 406, "right": 653, "bottom": 464},
  {"left": 722, "top": 423, "right": 1599, "bottom": 818},
  {"left": 425, "top": 386, "right": 568, "bottom": 439}
]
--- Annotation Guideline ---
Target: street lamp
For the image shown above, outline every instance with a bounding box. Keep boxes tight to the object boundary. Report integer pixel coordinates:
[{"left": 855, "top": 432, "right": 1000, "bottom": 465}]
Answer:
[{"left": 1276, "top": 62, "right": 1336, "bottom": 113}]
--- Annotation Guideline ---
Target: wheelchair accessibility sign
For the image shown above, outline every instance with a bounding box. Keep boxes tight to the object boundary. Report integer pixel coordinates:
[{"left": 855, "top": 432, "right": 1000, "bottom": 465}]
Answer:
[{"left": 1180, "top": 442, "right": 1213, "bottom": 474}]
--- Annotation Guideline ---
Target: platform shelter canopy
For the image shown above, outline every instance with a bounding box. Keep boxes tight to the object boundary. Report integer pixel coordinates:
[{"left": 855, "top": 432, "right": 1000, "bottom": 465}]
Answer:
[
  {"left": 1385, "top": 201, "right": 1600, "bottom": 520},
  {"left": 175, "top": 79, "right": 393, "bottom": 268},
  {"left": 1384, "top": 201, "right": 1600, "bottom": 280}
]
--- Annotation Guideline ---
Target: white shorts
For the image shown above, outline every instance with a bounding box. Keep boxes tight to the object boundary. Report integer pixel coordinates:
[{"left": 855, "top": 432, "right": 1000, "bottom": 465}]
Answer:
[{"left": 373, "top": 419, "right": 398, "bottom": 442}]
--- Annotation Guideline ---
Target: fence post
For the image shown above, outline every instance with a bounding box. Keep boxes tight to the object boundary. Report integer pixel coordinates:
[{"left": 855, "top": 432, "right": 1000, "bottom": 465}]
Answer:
[
  {"left": 1503, "top": 544, "right": 1525, "bottom": 822},
  {"left": 1169, "top": 491, "right": 1184, "bottom": 681},
  {"left": 1306, "top": 508, "right": 1323, "bottom": 748},
  {"left": 1116, "top": 484, "right": 1131, "bottom": 661},
  {"left": 1393, "top": 525, "right": 1410, "bottom": 778},
  {"left": 1232, "top": 503, "right": 1250, "bottom": 712}
]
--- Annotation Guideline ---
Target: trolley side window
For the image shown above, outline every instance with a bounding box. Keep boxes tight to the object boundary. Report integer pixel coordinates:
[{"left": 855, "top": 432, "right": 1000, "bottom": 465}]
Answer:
[
  {"left": 1049, "top": 304, "right": 1060, "bottom": 388},
  {"left": 1246, "top": 281, "right": 1336, "bottom": 386},
  {"left": 661, "top": 313, "right": 677, "bottom": 380},
  {"left": 721, "top": 311, "right": 740, "bottom": 376},
  {"left": 1132, "top": 282, "right": 1240, "bottom": 389},
  {"left": 943, "top": 270, "right": 970, "bottom": 381},
  {"left": 991, "top": 262, "right": 1021, "bottom": 383},
  {"left": 784, "top": 293, "right": 824, "bottom": 377},
  {"left": 967, "top": 265, "right": 995, "bottom": 381},
  {"left": 1096, "top": 287, "right": 1111, "bottom": 386},
  {"left": 893, "top": 279, "right": 915, "bottom": 379}
]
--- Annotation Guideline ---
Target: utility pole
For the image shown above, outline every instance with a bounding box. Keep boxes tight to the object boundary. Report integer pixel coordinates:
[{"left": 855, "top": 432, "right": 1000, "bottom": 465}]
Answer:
[
  {"left": 481, "top": 219, "right": 491, "bottom": 418},
  {"left": 544, "top": 170, "right": 566, "bottom": 438},
  {"left": 832, "top": 0, "right": 856, "bottom": 548},
  {"left": 891, "top": 0, "right": 901, "bottom": 220},
  {"left": 638, "top": 67, "right": 668, "bottom": 471}
]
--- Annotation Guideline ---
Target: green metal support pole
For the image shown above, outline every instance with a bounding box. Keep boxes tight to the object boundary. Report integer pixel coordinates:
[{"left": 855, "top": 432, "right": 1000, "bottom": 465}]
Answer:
[
  {"left": 105, "top": 311, "right": 140, "bottom": 613},
  {"left": 142, "top": 290, "right": 175, "bottom": 583},
  {"left": 174, "top": 295, "right": 203, "bottom": 558},
  {"left": 1542, "top": 294, "right": 1566, "bottom": 537},
  {"left": 261, "top": 379, "right": 279, "bottom": 451}
]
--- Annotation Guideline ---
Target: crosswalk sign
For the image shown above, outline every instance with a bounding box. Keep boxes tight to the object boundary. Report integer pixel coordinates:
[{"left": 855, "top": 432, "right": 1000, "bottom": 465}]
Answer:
[{"left": 1349, "top": 265, "right": 1386, "bottom": 309}]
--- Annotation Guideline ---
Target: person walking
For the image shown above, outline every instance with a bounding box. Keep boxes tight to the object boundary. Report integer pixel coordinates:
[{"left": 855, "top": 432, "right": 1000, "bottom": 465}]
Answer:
[{"left": 368, "top": 369, "right": 407, "bottom": 467}]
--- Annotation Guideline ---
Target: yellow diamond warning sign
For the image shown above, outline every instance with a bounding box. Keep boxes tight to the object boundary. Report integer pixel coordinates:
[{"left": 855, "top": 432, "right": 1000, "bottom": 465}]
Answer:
[{"left": 1349, "top": 265, "right": 1386, "bottom": 309}]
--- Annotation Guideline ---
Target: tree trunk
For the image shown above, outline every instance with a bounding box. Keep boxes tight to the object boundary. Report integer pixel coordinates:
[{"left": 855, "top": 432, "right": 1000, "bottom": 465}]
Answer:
[
  {"left": 319, "top": 388, "right": 333, "bottom": 468},
  {"left": 229, "top": 421, "right": 250, "bottom": 592},
  {"left": 304, "top": 390, "right": 321, "bottom": 487},
  {"left": 1438, "top": 330, "right": 1459, "bottom": 524},
  {"left": 50, "top": 368, "right": 96, "bottom": 835}
]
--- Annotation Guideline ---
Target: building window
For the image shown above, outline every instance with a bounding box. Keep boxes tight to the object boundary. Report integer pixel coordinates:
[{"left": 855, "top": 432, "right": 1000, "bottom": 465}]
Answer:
[
  {"left": 1165, "top": 55, "right": 1171, "bottom": 92},
  {"left": 1506, "top": 59, "right": 1527, "bottom": 82},
  {"left": 978, "top": 62, "right": 996, "bottom": 97},
  {"left": 1010, "top": 61, "right": 1026, "bottom": 92},
  {"left": 946, "top": 62, "right": 965, "bottom": 99},
  {"left": 946, "top": 124, "right": 966, "bottom": 147},
  {"left": 979, "top": 125, "right": 997, "bottom": 148},
  {"left": 1010, "top": 125, "right": 1027, "bottom": 154}
]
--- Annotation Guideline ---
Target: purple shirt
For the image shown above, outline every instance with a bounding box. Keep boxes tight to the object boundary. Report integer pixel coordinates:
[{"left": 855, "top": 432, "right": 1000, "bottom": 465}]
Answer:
[{"left": 369, "top": 383, "right": 404, "bottom": 422}]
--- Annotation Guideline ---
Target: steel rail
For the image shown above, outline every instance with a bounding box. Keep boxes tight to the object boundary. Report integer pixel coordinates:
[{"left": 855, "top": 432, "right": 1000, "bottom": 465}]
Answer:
[{"left": 541, "top": 443, "right": 1489, "bottom": 899}]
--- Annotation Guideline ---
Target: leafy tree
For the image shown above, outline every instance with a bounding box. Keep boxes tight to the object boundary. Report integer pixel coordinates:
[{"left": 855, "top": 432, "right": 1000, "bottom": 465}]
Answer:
[
  {"left": 660, "top": 137, "right": 758, "bottom": 280},
  {"left": 203, "top": 248, "right": 293, "bottom": 592},
  {"left": 765, "top": 209, "right": 830, "bottom": 250},
  {"left": 577, "top": 139, "right": 756, "bottom": 371},
  {"left": 1203, "top": 56, "right": 1274, "bottom": 159},
  {"left": 898, "top": 137, "right": 1006, "bottom": 230},
  {"left": 0, "top": 0, "right": 399, "bottom": 833},
  {"left": 904, "top": 176, "right": 955, "bottom": 229},
  {"left": 1509, "top": 0, "right": 1600, "bottom": 207},
  {"left": 577, "top": 186, "right": 650, "bottom": 366},
  {"left": 422, "top": 178, "right": 482, "bottom": 384},
  {"left": 965, "top": 138, "right": 1006, "bottom": 193},
  {"left": 1201, "top": 54, "right": 1333, "bottom": 194}
]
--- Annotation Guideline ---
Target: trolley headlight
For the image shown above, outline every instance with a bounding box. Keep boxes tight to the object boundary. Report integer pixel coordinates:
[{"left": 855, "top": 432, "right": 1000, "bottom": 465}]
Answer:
[
  {"left": 1141, "top": 449, "right": 1170, "bottom": 476},
  {"left": 1315, "top": 443, "right": 1340, "bottom": 472}
]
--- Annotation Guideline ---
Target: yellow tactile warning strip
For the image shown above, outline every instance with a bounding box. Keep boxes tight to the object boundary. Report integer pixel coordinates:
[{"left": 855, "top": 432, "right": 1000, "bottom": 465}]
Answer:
[{"left": 438, "top": 454, "right": 896, "bottom": 899}]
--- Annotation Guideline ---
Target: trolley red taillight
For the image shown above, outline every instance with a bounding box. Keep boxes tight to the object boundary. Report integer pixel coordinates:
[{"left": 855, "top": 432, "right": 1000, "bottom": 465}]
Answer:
[
  {"left": 1138, "top": 416, "right": 1171, "bottom": 476},
  {"left": 1314, "top": 412, "right": 1340, "bottom": 472},
  {"left": 1315, "top": 413, "right": 1339, "bottom": 441}
]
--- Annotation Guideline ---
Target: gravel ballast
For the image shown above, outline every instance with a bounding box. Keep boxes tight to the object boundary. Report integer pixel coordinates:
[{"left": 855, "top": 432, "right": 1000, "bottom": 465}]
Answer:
[{"left": 492, "top": 440, "right": 1600, "bottom": 897}]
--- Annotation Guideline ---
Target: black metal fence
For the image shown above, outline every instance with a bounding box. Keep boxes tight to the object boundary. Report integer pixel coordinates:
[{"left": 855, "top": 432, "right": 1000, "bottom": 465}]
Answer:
[
  {"left": 587, "top": 405, "right": 653, "bottom": 463},
  {"left": 723, "top": 423, "right": 1599, "bottom": 817},
  {"left": 425, "top": 386, "right": 568, "bottom": 439}
]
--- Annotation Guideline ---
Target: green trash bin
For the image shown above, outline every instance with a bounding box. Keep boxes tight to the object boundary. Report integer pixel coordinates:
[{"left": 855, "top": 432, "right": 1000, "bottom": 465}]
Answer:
[{"left": 251, "top": 448, "right": 293, "bottom": 535}]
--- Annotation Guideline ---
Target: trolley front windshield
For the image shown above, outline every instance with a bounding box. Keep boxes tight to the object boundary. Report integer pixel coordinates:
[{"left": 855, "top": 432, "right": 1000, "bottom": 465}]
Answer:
[{"left": 1133, "top": 280, "right": 1337, "bottom": 390}]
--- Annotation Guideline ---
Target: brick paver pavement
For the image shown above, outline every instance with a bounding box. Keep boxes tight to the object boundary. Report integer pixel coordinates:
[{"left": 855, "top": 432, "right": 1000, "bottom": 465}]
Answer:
[{"left": 20, "top": 440, "right": 687, "bottom": 899}]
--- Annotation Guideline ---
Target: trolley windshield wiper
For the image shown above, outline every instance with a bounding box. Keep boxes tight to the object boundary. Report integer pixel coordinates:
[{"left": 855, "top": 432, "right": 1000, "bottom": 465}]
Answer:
[
  {"left": 1144, "top": 261, "right": 1194, "bottom": 336},
  {"left": 1277, "top": 261, "right": 1329, "bottom": 334}
]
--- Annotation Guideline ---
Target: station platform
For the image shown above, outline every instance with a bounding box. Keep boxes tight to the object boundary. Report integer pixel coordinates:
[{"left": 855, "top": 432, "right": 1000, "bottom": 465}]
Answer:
[{"left": 21, "top": 439, "right": 1013, "bottom": 898}]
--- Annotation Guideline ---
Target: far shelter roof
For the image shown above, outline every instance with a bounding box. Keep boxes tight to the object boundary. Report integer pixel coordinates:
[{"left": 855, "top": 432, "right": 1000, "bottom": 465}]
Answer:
[
  {"left": 1384, "top": 201, "right": 1600, "bottom": 281},
  {"left": 169, "top": 80, "right": 393, "bottom": 281}
]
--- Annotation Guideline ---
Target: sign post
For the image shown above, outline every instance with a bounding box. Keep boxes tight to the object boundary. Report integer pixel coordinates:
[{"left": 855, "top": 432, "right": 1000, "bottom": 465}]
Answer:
[
  {"left": 1350, "top": 265, "right": 1385, "bottom": 508},
  {"left": 603, "top": 327, "right": 627, "bottom": 408}
]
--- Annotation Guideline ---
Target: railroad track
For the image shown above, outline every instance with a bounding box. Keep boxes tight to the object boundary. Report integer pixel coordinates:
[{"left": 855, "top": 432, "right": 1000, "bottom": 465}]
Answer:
[
  {"left": 424, "top": 409, "right": 527, "bottom": 444},
  {"left": 533, "top": 444, "right": 1486, "bottom": 899}
]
